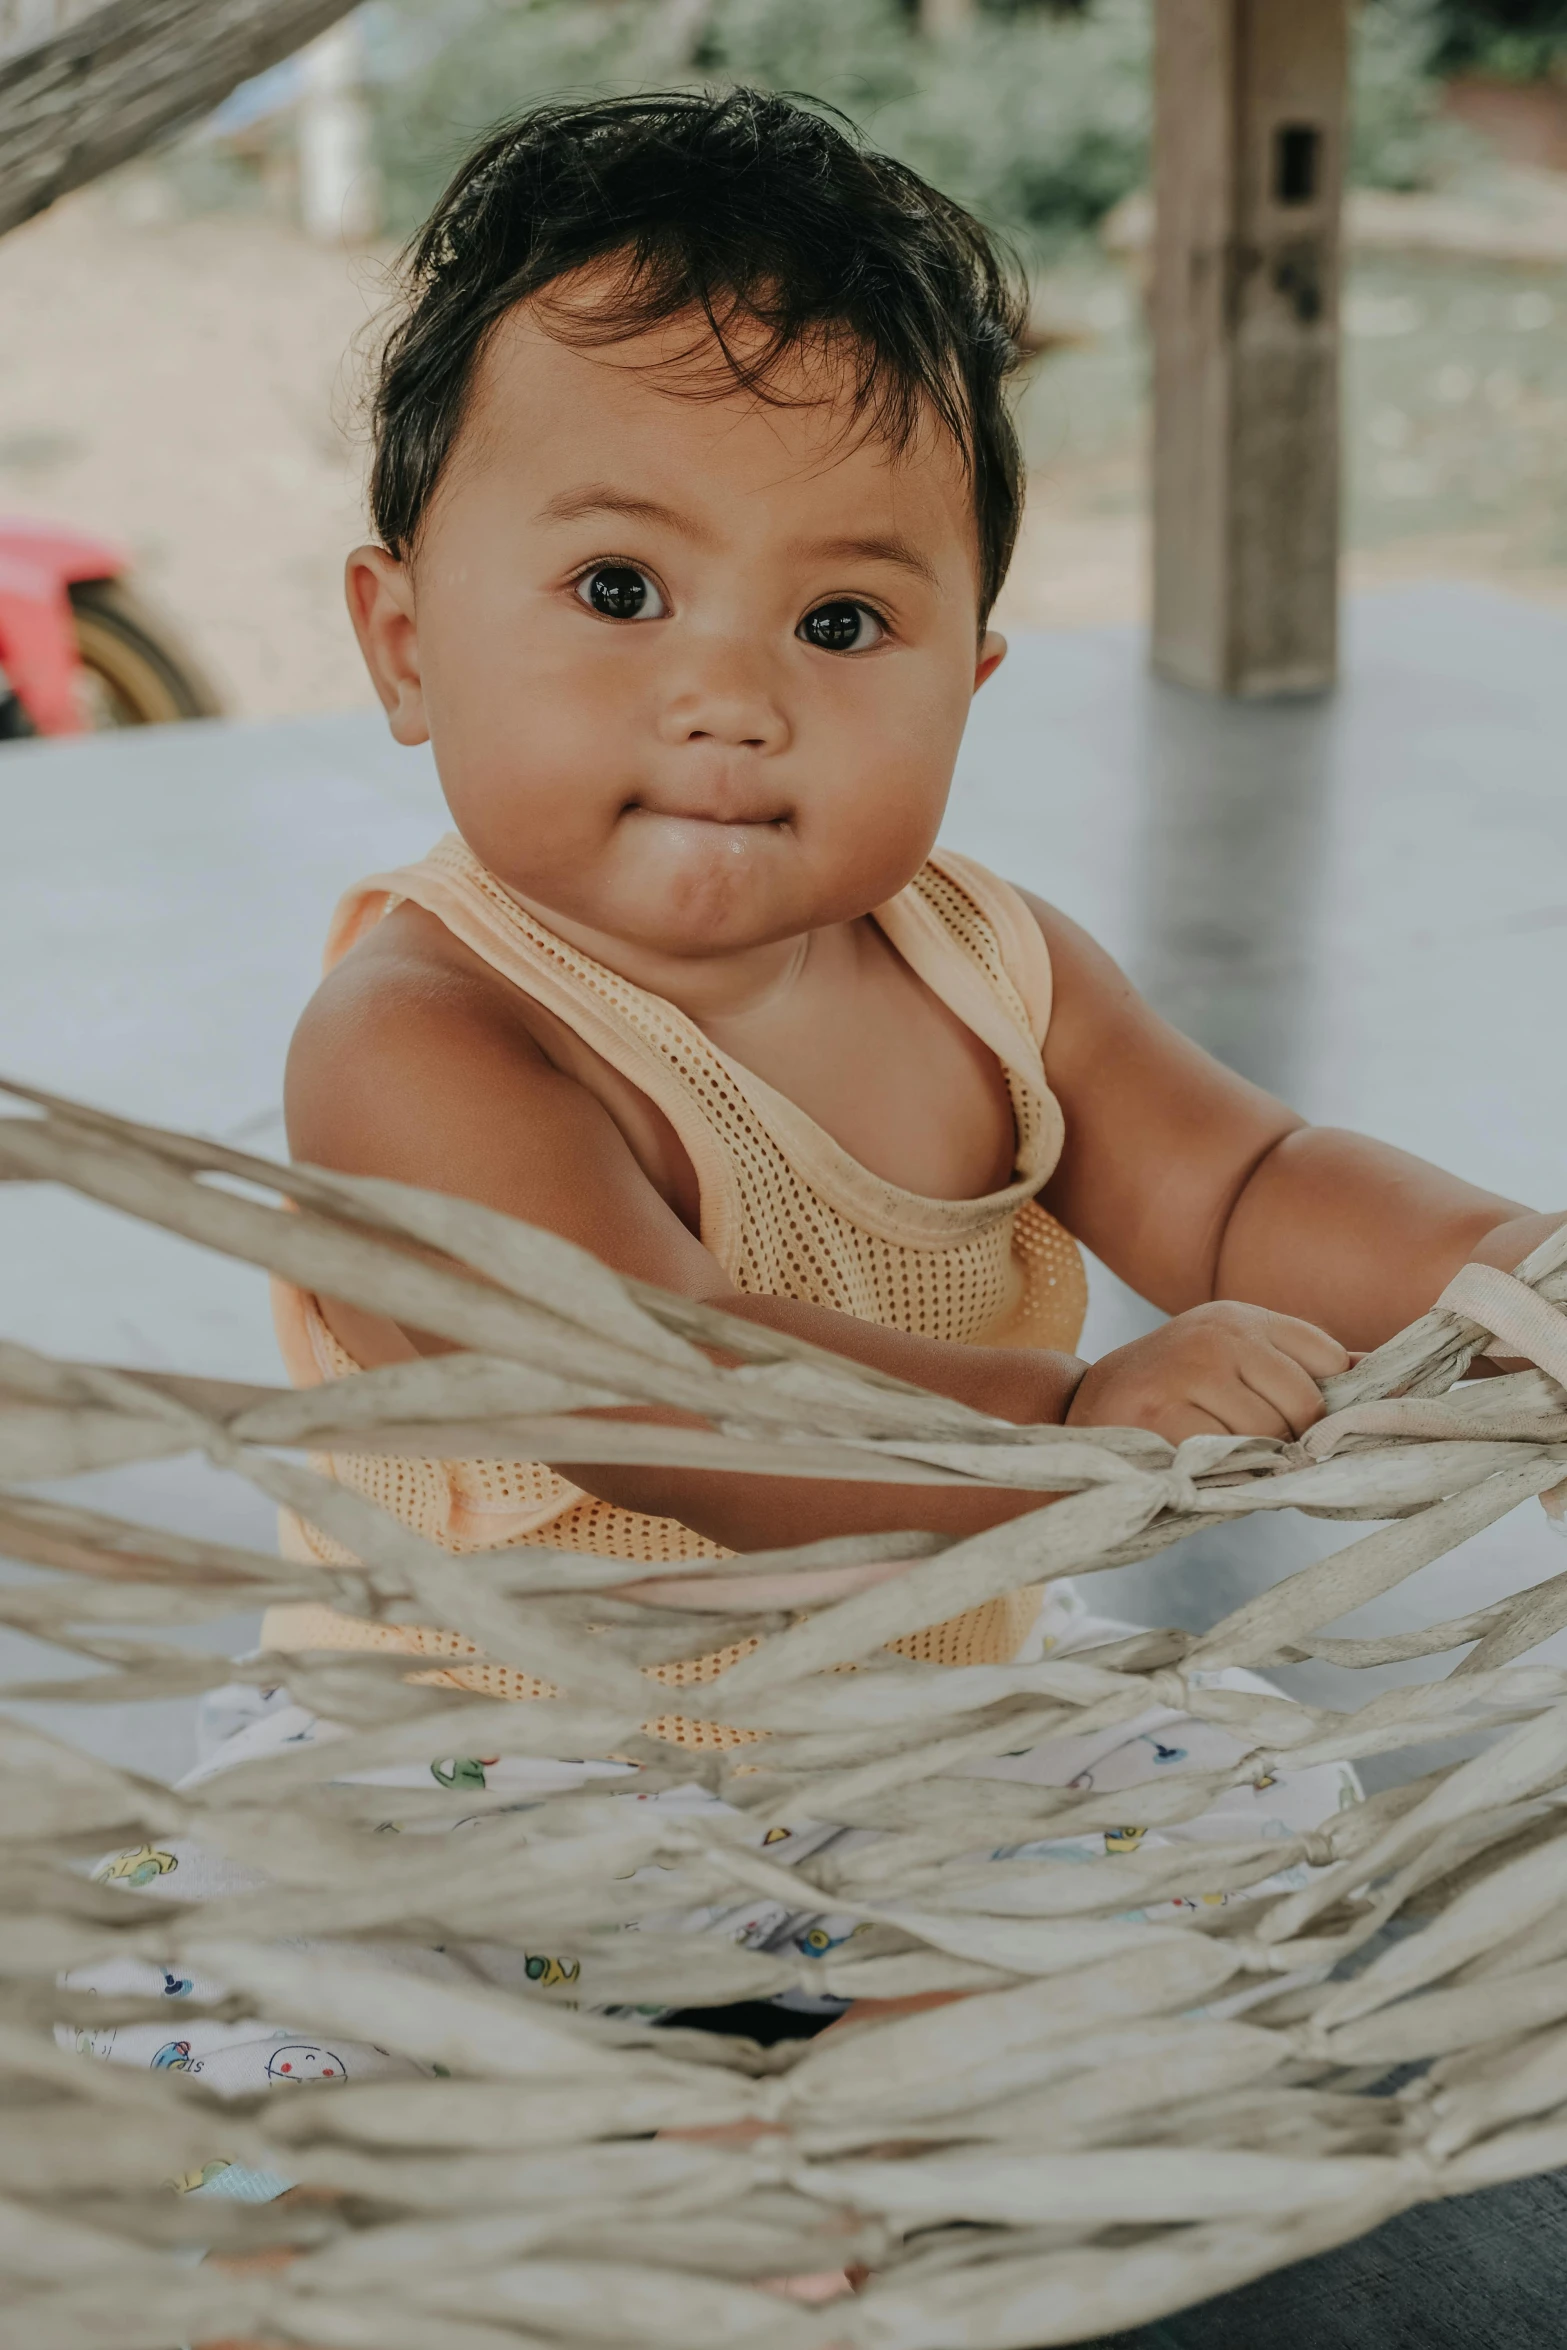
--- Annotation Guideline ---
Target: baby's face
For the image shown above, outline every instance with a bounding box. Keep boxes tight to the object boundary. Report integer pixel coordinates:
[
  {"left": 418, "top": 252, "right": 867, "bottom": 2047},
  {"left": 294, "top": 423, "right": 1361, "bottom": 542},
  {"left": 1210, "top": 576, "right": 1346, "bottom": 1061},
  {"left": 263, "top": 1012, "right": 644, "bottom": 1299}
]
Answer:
[{"left": 350, "top": 292, "right": 1003, "bottom": 960}]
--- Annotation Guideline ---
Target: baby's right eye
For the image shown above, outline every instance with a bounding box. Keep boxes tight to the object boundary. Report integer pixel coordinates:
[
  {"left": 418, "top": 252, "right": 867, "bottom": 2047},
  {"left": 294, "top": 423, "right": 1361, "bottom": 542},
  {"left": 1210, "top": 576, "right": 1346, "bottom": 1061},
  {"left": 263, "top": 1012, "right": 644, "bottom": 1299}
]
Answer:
[{"left": 575, "top": 564, "right": 666, "bottom": 621}]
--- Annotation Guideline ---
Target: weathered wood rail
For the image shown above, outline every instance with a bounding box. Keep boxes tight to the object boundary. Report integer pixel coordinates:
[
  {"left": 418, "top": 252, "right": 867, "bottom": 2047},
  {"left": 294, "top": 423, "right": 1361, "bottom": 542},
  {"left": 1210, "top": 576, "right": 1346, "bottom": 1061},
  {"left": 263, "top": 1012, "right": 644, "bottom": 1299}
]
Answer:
[{"left": 0, "top": 0, "right": 357, "bottom": 238}]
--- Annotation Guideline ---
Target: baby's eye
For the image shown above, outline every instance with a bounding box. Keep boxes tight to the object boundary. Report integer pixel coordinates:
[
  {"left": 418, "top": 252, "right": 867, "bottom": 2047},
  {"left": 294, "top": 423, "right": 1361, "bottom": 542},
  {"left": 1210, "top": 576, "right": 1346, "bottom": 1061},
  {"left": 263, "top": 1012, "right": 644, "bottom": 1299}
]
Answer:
[
  {"left": 798, "top": 601, "right": 885, "bottom": 654},
  {"left": 575, "top": 564, "right": 666, "bottom": 621}
]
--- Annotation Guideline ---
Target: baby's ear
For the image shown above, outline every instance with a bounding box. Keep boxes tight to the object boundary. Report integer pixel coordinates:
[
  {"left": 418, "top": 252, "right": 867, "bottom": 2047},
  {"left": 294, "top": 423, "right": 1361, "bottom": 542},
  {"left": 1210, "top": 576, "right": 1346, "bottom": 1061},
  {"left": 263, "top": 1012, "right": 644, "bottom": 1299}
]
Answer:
[
  {"left": 973, "top": 629, "right": 1007, "bottom": 692},
  {"left": 345, "top": 544, "right": 429, "bottom": 745}
]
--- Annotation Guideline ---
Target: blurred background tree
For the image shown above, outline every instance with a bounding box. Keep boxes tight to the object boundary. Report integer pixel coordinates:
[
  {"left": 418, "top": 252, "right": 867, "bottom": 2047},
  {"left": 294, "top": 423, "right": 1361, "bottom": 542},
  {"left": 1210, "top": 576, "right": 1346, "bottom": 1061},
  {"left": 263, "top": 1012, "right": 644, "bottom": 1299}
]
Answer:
[
  {"left": 1427, "top": 0, "right": 1567, "bottom": 78},
  {"left": 366, "top": 0, "right": 1482, "bottom": 254}
]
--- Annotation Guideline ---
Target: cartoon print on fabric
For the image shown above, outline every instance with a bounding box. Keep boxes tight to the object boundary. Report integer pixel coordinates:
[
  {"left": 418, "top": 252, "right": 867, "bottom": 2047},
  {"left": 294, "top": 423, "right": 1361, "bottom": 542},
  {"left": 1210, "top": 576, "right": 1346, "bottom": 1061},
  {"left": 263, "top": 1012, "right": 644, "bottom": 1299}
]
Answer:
[
  {"left": 430, "top": 1757, "right": 499, "bottom": 1788},
  {"left": 150, "top": 2040, "right": 198, "bottom": 2072},
  {"left": 161, "top": 1971, "right": 193, "bottom": 1997},
  {"left": 990, "top": 1835, "right": 1098, "bottom": 1866},
  {"left": 523, "top": 1956, "right": 581, "bottom": 1988},
  {"left": 94, "top": 1845, "right": 177, "bottom": 1888},
  {"left": 169, "top": 2159, "right": 232, "bottom": 2195},
  {"left": 1104, "top": 1825, "right": 1149, "bottom": 1854},
  {"left": 799, "top": 1922, "right": 873, "bottom": 1959},
  {"left": 266, "top": 2044, "right": 347, "bottom": 2083}
]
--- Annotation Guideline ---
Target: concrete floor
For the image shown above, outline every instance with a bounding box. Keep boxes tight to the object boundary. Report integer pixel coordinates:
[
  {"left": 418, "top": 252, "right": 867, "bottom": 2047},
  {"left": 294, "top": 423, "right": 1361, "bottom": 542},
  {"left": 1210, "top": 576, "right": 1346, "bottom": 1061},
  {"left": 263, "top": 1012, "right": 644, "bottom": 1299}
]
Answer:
[{"left": 2, "top": 580, "right": 1564, "bottom": 1785}]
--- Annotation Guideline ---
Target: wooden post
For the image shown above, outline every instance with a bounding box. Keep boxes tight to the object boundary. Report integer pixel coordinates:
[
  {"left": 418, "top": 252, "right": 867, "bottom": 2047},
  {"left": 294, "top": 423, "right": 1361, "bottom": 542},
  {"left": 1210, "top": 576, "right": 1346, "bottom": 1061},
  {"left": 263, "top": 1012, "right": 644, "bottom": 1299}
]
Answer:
[{"left": 1151, "top": 0, "right": 1347, "bottom": 698}]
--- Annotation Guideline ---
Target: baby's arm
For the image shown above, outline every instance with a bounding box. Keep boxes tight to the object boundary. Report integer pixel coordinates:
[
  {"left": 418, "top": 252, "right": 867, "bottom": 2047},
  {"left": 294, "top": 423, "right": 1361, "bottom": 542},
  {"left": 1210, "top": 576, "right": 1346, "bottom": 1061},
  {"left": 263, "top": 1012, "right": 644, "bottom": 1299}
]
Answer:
[{"left": 1028, "top": 892, "right": 1558, "bottom": 1441}]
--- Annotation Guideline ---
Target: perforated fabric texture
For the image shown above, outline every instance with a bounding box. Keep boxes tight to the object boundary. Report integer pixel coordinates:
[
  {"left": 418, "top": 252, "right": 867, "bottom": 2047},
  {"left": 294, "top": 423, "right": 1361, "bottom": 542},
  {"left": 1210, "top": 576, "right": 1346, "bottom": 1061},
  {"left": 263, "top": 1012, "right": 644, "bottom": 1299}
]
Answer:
[
  {"left": 260, "top": 1596, "right": 769, "bottom": 1751},
  {"left": 271, "top": 1300, "right": 731, "bottom": 1566},
  {"left": 267, "top": 842, "right": 1089, "bottom": 1741}
]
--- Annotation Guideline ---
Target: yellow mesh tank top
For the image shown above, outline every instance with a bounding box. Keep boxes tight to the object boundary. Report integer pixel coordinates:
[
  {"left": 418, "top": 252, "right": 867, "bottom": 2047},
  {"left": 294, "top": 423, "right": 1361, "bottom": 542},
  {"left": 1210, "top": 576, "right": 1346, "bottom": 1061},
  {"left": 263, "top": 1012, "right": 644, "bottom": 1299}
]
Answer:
[{"left": 266, "top": 836, "right": 1087, "bottom": 1747}]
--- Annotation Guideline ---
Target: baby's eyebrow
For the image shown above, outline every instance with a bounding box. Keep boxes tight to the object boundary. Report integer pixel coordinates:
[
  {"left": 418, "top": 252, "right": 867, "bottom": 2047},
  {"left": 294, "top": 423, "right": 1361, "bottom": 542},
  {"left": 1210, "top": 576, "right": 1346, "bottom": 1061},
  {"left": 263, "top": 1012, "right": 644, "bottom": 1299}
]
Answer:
[
  {"left": 537, "top": 485, "right": 705, "bottom": 536},
  {"left": 798, "top": 533, "right": 940, "bottom": 589},
  {"left": 537, "top": 490, "right": 940, "bottom": 589}
]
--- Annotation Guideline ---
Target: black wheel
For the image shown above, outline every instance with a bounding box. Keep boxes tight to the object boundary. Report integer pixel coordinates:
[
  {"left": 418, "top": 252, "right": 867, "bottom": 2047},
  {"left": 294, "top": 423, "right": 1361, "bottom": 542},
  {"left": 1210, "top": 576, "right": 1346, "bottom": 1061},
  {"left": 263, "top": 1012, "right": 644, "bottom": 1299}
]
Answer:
[{"left": 68, "top": 577, "right": 224, "bottom": 729}]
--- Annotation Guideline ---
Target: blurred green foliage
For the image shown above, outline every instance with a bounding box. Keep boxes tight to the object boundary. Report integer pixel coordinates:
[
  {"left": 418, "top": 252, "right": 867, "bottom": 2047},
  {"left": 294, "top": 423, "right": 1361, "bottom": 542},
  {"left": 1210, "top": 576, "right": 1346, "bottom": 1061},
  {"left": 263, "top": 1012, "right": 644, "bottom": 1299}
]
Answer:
[
  {"left": 1353, "top": 0, "right": 1474, "bottom": 189},
  {"left": 1427, "top": 0, "right": 1567, "bottom": 79},
  {"left": 368, "top": 0, "right": 1474, "bottom": 250}
]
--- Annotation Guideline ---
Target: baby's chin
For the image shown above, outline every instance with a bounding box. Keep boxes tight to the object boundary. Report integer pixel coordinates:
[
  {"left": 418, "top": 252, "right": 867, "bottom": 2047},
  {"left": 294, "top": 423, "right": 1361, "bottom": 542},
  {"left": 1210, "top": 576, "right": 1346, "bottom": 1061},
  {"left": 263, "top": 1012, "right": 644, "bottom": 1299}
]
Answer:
[{"left": 593, "top": 814, "right": 820, "bottom": 954}]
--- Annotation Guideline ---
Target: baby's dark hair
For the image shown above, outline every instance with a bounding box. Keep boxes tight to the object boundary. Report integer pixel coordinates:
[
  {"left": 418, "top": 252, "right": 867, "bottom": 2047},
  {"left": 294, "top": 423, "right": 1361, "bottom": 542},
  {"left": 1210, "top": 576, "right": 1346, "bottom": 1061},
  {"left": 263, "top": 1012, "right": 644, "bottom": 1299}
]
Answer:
[{"left": 370, "top": 89, "right": 1029, "bottom": 619}]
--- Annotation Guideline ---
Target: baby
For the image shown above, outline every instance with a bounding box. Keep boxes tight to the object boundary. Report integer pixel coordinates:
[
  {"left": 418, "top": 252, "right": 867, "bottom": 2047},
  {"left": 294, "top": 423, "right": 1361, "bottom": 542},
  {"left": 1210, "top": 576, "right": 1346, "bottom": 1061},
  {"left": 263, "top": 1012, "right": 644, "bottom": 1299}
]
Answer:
[
  {"left": 80, "top": 89, "right": 1559, "bottom": 2179},
  {"left": 286, "top": 89, "right": 1551, "bottom": 1519},
  {"left": 247, "top": 77, "right": 1558, "bottom": 2009}
]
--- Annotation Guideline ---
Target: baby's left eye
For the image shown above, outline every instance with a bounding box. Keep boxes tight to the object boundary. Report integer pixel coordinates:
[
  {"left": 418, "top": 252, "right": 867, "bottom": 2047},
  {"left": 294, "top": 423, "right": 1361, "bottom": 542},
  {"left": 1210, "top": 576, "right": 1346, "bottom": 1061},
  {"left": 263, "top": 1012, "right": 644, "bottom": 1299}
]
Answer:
[{"left": 798, "top": 601, "right": 885, "bottom": 653}]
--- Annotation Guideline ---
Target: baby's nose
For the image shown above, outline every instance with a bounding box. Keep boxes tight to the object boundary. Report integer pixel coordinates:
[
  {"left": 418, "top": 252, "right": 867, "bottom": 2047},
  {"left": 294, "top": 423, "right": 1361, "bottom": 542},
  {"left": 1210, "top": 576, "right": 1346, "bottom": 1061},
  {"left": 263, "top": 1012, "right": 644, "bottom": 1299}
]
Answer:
[
  {"left": 683, "top": 716, "right": 771, "bottom": 748},
  {"left": 656, "top": 645, "right": 790, "bottom": 752},
  {"left": 661, "top": 697, "right": 786, "bottom": 752}
]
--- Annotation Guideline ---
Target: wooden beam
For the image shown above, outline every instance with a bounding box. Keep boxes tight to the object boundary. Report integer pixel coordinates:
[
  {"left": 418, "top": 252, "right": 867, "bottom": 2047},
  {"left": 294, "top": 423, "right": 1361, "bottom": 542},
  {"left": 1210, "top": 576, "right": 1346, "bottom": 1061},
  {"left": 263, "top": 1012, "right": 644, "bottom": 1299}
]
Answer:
[
  {"left": 0, "top": 5, "right": 107, "bottom": 66},
  {"left": 1151, "top": 0, "right": 1348, "bottom": 698},
  {"left": 0, "top": 0, "right": 359, "bottom": 240}
]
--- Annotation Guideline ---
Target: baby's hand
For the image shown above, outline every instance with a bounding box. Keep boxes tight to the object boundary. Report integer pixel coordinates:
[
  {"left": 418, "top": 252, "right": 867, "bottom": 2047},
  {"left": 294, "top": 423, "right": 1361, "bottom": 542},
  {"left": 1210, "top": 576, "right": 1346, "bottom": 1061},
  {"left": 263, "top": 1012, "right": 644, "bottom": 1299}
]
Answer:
[{"left": 1066, "top": 1303, "right": 1348, "bottom": 1445}]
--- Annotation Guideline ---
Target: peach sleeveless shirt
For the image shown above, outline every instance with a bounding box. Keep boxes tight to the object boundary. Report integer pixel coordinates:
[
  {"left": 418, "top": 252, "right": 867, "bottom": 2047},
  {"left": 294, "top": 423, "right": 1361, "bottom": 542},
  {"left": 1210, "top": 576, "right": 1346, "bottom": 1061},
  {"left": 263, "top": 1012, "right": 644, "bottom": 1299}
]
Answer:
[{"left": 266, "top": 835, "right": 1087, "bottom": 1745}]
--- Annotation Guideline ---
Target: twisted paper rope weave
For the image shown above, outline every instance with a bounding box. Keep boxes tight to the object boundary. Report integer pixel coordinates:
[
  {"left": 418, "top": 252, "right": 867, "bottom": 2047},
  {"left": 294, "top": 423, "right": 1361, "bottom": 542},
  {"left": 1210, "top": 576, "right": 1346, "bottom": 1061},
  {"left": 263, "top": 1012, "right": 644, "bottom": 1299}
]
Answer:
[{"left": 4, "top": 1077, "right": 1567, "bottom": 2350}]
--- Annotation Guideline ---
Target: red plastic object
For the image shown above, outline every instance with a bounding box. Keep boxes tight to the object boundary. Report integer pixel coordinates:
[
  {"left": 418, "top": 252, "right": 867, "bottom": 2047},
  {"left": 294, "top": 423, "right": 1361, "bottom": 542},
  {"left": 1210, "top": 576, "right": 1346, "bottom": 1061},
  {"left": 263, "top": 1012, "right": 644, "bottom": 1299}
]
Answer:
[{"left": 0, "top": 517, "right": 129, "bottom": 736}]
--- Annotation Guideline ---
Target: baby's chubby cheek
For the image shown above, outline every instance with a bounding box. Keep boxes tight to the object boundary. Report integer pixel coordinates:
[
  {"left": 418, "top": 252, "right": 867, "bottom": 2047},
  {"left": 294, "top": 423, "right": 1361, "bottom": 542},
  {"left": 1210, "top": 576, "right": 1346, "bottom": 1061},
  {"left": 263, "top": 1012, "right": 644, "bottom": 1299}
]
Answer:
[
  {"left": 427, "top": 682, "right": 626, "bottom": 877},
  {"left": 433, "top": 757, "right": 801, "bottom": 948},
  {"left": 437, "top": 723, "right": 943, "bottom": 953}
]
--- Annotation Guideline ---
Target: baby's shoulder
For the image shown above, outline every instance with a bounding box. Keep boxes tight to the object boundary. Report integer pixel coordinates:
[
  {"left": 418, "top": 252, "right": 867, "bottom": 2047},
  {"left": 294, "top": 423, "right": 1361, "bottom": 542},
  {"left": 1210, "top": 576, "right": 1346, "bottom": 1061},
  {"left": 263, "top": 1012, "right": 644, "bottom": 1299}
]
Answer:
[
  {"left": 293, "top": 897, "right": 547, "bottom": 1063},
  {"left": 284, "top": 898, "right": 711, "bottom": 1263},
  {"left": 284, "top": 900, "right": 554, "bottom": 1171}
]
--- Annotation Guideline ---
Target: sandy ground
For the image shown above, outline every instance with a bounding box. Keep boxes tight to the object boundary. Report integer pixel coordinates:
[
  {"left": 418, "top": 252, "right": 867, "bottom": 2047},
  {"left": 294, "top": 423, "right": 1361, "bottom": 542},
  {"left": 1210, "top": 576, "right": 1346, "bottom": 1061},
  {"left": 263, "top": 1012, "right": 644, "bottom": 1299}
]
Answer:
[
  {"left": 0, "top": 181, "right": 387, "bottom": 717},
  {"left": 3, "top": 179, "right": 1565, "bottom": 719}
]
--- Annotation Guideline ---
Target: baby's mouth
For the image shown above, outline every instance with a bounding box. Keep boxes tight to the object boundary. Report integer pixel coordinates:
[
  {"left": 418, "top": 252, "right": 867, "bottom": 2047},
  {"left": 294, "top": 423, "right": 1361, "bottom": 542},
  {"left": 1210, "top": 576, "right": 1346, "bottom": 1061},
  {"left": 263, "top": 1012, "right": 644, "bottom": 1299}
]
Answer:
[{"left": 625, "top": 801, "right": 791, "bottom": 833}]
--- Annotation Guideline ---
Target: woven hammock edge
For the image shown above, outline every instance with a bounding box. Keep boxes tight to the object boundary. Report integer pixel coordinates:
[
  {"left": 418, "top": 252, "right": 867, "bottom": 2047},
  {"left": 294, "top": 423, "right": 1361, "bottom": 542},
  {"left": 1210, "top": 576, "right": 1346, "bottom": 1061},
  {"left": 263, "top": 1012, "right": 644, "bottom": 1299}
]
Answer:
[{"left": 3, "top": 1077, "right": 1567, "bottom": 2350}]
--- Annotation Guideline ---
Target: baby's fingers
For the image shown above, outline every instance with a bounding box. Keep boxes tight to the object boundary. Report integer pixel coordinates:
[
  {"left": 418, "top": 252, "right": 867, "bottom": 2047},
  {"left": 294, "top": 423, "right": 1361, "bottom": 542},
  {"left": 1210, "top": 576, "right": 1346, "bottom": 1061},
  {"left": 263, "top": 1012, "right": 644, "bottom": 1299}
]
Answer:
[
  {"left": 1258, "top": 1311, "right": 1351, "bottom": 1380},
  {"left": 1234, "top": 1344, "right": 1334, "bottom": 1438},
  {"left": 1157, "top": 1399, "right": 1255, "bottom": 1443}
]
